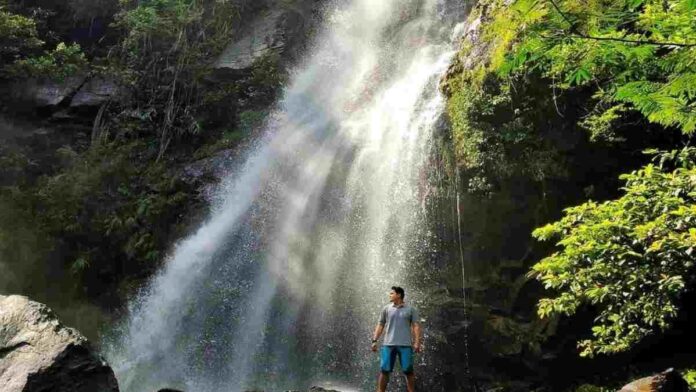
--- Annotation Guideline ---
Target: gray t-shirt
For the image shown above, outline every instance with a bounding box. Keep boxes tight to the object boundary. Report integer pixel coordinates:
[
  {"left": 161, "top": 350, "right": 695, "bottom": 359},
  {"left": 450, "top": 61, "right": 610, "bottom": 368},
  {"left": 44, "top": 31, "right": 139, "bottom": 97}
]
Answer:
[{"left": 379, "top": 303, "right": 419, "bottom": 346}]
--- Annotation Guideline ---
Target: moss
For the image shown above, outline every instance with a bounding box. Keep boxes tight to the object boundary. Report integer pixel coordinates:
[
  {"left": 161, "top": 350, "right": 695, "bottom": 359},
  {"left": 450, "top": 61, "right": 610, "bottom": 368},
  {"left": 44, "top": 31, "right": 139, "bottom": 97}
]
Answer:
[
  {"left": 442, "top": 0, "right": 576, "bottom": 192},
  {"left": 445, "top": 67, "right": 569, "bottom": 192}
]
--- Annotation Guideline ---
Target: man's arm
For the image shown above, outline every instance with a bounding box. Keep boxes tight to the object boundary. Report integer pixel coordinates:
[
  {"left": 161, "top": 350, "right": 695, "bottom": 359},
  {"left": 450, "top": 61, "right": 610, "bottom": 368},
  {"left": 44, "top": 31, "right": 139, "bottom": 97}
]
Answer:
[
  {"left": 411, "top": 322, "right": 422, "bottom": 353},
  {"left": 373, "top": 323, "right": 385, "bottom": 341},
  {"left": 371, "top": 323, "right": 384, "bottom": 352}
]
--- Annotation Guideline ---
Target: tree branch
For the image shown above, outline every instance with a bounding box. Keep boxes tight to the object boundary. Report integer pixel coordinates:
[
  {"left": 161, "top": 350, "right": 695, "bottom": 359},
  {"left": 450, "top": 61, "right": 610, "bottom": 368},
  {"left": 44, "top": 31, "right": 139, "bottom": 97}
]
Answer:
[{"left": 547, "top": 0, "right": 696, "bottom": 48}]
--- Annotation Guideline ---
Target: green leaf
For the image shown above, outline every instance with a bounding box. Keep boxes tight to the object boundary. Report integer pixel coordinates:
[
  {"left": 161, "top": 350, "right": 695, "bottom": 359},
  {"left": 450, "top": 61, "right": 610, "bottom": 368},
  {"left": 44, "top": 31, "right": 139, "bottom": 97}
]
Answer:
[{"left": 567, "top": 67, "right": 593, "bottom": 86}]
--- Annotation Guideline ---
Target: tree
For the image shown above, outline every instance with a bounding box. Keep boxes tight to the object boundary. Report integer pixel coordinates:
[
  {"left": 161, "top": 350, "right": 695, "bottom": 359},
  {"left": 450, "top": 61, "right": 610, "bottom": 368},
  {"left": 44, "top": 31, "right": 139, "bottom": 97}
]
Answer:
[
  {"left": 500, "top": 0, "right": 696, "bottom": 139},
  {"left": 0, "top": 6, "right": 42, "bottom": 66},
  {"left": 531, "top": 147, "right": 696, "bottom": 357},
  {"left": 1, "top": 4, "right": 87, "bottom": 79}
]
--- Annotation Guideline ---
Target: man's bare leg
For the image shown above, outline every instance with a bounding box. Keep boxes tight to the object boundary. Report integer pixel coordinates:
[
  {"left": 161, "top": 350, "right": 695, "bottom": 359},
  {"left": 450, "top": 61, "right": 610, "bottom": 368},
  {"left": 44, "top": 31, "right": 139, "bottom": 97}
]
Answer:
[
  {"left": 406, "top": 372, "right": 416, "bottom": 392},
  {"left": 377, "top": 372, "right": 389, "bottom": 392}
]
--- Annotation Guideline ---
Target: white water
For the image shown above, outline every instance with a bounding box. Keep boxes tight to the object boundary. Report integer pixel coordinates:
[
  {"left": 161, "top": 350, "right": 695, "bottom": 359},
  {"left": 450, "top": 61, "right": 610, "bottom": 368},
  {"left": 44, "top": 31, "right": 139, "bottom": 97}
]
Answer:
[{"left": 106, "top": 0, "right": 466, "bottom": 390}]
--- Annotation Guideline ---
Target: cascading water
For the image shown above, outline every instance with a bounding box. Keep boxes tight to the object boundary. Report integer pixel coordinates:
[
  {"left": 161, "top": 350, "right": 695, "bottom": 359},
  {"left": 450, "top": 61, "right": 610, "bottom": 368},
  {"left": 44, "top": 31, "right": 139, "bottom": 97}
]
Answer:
[{"left": 106, "top": 0, "right": 467, "bottom": 390}]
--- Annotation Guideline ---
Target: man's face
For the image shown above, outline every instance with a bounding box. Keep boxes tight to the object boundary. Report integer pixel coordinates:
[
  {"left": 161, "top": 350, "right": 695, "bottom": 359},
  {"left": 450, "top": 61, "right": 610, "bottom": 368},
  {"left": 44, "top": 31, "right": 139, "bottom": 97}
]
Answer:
[{"left": 389, "top": 290, "right": 399, "bottom": 303}]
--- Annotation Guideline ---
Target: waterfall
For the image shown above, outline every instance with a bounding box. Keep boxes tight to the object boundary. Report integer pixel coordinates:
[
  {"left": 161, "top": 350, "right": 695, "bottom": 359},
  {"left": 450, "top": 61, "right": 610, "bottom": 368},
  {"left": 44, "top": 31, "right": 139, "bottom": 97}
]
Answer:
[{"left": 106, "top": 0, "right": 466, "bottom": 390}]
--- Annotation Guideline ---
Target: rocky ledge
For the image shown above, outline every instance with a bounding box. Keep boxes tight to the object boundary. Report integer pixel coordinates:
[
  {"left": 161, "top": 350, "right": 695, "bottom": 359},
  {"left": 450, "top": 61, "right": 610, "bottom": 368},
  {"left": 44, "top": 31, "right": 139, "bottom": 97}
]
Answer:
[{"left": 0, "top": 295, "right": 119, "bottom": 392}]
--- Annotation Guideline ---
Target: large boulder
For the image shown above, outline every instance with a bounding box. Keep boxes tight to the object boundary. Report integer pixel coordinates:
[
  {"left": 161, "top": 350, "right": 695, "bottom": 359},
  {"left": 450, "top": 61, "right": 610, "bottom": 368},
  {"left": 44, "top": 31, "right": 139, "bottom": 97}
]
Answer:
[
  {"left": 0, "top": 295, "right": 119, "bottom": 392},
  {"left": 70, "top": 77, "right": 129, "bottom": 108},
  {"left": 618, "top": 369, "right": 689, "bottom": 392},
  {"left": 214, "top": 5, "right": 309, "bottom": 74},
  {"left": 3, "top": 74, "right": 127, "bottom": 112},
  {"left": 9, "top": 74, "right": 88, "bottom": 108}
]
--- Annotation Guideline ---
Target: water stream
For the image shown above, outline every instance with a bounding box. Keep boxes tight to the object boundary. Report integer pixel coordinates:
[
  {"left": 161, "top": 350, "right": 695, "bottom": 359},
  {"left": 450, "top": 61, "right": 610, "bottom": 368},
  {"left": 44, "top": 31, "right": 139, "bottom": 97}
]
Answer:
[{"left": 106, "top": 0, "right": 466, "bottom": 390}]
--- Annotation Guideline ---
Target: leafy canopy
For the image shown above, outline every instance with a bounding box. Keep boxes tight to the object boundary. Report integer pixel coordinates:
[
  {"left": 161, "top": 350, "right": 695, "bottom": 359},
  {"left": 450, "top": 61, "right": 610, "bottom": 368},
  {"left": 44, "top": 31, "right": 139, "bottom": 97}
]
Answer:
[
  {"left": 0, "top": 4, "right": 86, "bottom": 79},
  {"left": 0, "top": 6, "right": 42, "bottom": 64},
  {"left": 500, "top": 0, "right": 696, "bottom": 138},
  {"left": 8, "top": 42, "right": 87, "bottom": 79},
  {"left": 531, "top": 148, "right": 696, "bottom": 357}
]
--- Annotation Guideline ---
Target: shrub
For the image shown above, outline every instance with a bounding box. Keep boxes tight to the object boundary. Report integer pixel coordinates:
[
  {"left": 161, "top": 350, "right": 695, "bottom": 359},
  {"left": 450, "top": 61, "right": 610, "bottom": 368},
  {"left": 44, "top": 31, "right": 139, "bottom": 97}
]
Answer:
[{"left": 531, "top": 148, "right": 696, "bottom": 356}]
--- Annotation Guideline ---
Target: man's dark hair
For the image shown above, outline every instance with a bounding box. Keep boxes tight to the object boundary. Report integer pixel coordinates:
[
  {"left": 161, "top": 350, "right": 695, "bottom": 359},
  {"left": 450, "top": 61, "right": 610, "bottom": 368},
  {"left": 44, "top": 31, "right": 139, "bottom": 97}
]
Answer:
[{"left": 391, "top": 286, "right": 405, "bottom": 299}]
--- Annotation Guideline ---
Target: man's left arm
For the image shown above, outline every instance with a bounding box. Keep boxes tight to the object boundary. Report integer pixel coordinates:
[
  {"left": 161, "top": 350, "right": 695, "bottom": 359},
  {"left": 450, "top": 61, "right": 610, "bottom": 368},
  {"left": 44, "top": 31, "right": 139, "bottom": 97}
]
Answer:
[{"left": 411, "top": 308, "right": 422, "bottom": 353}]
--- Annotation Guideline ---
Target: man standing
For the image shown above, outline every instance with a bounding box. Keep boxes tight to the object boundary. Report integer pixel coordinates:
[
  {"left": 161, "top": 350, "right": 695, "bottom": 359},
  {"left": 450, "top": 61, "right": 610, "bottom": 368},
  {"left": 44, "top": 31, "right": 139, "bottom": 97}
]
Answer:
[{"left": 371, "top": 286, "right": 422, "bottom": 392}]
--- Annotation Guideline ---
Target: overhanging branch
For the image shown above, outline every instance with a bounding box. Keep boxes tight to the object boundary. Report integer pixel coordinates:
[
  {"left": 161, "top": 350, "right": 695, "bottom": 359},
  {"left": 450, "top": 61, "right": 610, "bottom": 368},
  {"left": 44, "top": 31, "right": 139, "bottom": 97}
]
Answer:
[{"left": 547, "top": 0, "right": 696, "bottom": 48}]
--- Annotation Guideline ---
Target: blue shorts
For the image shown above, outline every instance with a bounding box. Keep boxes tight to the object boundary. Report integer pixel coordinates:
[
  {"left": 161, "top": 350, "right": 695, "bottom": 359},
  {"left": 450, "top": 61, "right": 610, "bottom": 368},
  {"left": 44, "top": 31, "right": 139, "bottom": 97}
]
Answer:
[{"left": 380, "top": 346, "right": 414, "bottom": 374}]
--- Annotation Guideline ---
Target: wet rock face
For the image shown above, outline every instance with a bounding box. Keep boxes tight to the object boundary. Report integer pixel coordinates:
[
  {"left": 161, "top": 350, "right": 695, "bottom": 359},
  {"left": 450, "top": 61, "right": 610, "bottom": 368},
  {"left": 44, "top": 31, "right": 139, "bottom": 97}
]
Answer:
[
  {"left": 215, "top": 8, "right": 298, "bottom": 71},
  {"left": 0, "top": 295, "right": 119, "bottom": 392},
  {"left": 70, "top": 77, "right": 129, "bottom": 108},
  {"left": 214, "top": 1, "right": 320, "bottom": 76},
  {"left": 618, "top": 369, "right": 689, "bottom": 392},
  {"left": 5, "top": 74, "right": 129, "bottom": 112},
  {"left": 11, "top": 75, "right": 88, "bottom": 107}
]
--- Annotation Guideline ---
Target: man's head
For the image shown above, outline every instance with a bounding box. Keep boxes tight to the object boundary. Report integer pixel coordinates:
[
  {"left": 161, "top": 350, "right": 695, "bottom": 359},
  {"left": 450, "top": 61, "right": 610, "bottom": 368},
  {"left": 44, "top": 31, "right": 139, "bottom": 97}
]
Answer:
[{"left": 389, "top": 286, "right": 405, "bottom": 303}]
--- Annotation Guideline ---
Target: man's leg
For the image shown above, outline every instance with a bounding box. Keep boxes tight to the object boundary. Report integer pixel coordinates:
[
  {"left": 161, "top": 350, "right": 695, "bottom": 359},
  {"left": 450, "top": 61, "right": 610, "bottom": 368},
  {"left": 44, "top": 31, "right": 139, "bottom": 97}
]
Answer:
[
  {"left": 399, "top": 346, "right": 416, "bottom": 392},
  {"left": 377, "top": 372, "right": 389, "bottom": 392},
  {"left": 405, "top": 372, "right": 416, "bottom": 392},
  {"left": 377, "top": 346, "right": 396, "bottom": 392}
]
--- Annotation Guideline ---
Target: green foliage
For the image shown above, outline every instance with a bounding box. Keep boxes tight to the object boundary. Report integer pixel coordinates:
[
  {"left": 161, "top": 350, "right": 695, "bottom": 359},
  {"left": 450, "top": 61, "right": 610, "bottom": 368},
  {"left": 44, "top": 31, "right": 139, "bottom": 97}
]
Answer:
[
  {"left": 113, "top": 0, "right": 239, "bottom": 158},
  {"left": 0, "top": 139, "right": 200, "bottom": 305},
  {"left": 7, "top": 42, "right": 87, "bottom": 79},
  {"left": 33, "top": 142, "right": 194, "bottom": 268},
  {"left": 499, "top": 0, "right": 696, "bottom": 136},
  {"left": 1, "top": 4, "right": 88, "bottom": 79},
  {"left": 192, "top": 110, "right": 265, "bottom": 159},
  {"left": 445, "top": 67, "right": 568, "bottom": 192},
  {"left": 249, "top": 53, "right": 287, "bottom": 93},
  {"left": 444, "top": 0, "right": 695, "bottom": 189},
  {"left": 531, "top": 147, "right": 696, "bottom": 356},
  {"left": 0, "top": 6, "right": 42, "bottom": 65},
  {"left": 683, "top": 369, "right": 696, "bottom": 390},
  {"left": 71, "top": 257, "right": 91, "bottom": 275},
  {"left": 117, "top": 0, "right": 202, "bottom": 56}
]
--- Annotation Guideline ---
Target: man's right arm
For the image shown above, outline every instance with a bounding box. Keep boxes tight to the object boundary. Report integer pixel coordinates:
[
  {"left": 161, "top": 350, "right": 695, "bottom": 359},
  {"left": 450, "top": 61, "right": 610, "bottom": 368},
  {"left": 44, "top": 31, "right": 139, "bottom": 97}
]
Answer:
[
  {"left": 372, "top": 323, "right": 385, "bottom": 341},
  {"left": 371, "top": 307, "right": 387, "bottom": 352},
  {"left": 371, "top": 323, "right": 384, "bottom": 352}
]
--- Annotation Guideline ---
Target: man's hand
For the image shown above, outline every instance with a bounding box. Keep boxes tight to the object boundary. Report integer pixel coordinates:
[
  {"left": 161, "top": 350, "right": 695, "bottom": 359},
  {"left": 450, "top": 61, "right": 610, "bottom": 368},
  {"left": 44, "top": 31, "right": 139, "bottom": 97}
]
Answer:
[
  {"left": 413, "top": 342, "right": 422, "bottom": 353},
  {"left": 371, "top": 342, "right": 378, "bottom": 352}
]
